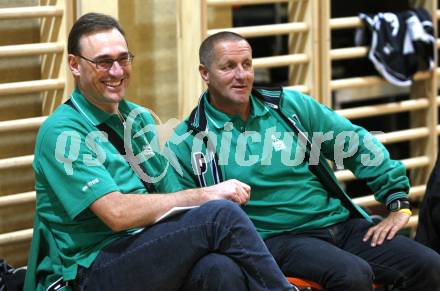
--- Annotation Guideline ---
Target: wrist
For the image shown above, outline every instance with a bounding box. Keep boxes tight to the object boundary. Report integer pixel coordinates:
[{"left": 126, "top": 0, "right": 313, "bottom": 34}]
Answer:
[
  {"left": 398, "top": 208, "right": 412, "bottom": 216},
  {"left": 199, "top": 185, "right": 215, "bottom": 202},
  {"left": 387, "top": 198, "right": 411, "bottom": 212}
]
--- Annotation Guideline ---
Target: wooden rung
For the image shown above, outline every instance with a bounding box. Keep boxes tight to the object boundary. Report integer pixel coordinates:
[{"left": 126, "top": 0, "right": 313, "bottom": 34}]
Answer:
[
  {"left": 331, "top": 47, "right": 368, "bottom": 60},
  {"left": 353, "top": 185, "right": 426, "bottom": 207},
  {"left": 437, "top": 39, "right": 440, "bottom": 49},
  {"left": 0, "top": 228, "right": 33, "bottom": 246},
  {"left": 284, "top": 85, "right": 309, "bottom": 93},
  {"left": 330, "top": 16, "right": 363, "bottom": 30},
  {"left": 0, "top": 79, "right": 64, "bottom": 96},
  {"left": 0, "top": 155, "right": 33, "bottom": 170},
  {"left": 0, "top": 116, "right": 47, "bottom": 133},
  {"left": 330, "top": 47, "right": 433, "bottom": 66},
  {"left": 374, "top": 127, "right": 430, "bottom": 144},
  {"left": 335, "top": 156, "right": 430, "bottom": 182},
  {"left": 0, "top": 6, "right": 63, "bottom": 20},
  {"left": 331, "top": 71, "right": 430, "bottom": 90},
  {"left": 413, "top": 70, "right": 432, "bottom": 80},
  {"left": 331, "top": 76, "right": 386, "bottom": 90},
  {"left": 335, "top": 98, "right": 430, "bottom": 119},
  {"left": 406, "top": 215, "right": 418, "bottom": 228},
  {"left": 253, "top": 53, "right": 308, "bottom": 68},
  {"left": 407, "top": 185, "right": 427, "bottom": 198},
  {"left": 207, "top": 0, "right": 289, "bottom": 6},
  {"left": 0, "top": 191, "right": 36, "bottom": 208},
  {"left": 208, "top": 22, "right": 308, "bottom": 38},
  {"left": 0, "top": 43, "right": 64, "bottom": 57}
]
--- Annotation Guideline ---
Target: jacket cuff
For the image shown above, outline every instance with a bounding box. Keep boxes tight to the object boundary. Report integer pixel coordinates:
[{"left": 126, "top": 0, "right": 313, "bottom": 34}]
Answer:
[{"left": 385, "top": 194, "right": 409, "bottom": 209}]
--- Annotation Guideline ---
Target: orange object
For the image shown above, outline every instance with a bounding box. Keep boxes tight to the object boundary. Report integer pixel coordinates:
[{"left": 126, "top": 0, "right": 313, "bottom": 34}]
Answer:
[
  {"left": 287, "top": 277, "right": 322, "bottom": 290},
  {"left": 287, "top": 277, "right": 383, "bottom": 290}
]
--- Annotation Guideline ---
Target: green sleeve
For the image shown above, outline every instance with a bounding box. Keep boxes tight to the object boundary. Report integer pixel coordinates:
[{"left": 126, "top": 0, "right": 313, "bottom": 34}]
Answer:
[
  {"left": 282, "top": 89, "right": 410, "bottom": 204},
  {"left": 35, "top": 123, "right": 120, "bottom": 220}
]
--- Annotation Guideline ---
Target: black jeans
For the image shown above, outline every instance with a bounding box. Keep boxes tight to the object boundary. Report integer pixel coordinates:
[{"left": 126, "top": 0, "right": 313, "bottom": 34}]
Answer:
[
  {"left": 265, "top": 218, "right": 440, "bottom": 291},
  {"left": 76, "top": 200, "right": 292, "bottom": 291}
]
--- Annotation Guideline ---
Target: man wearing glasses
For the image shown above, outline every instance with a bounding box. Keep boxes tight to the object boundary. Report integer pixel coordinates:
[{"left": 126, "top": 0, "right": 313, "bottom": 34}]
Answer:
[{"left": 24, "top": 13, "right": 294, "bottom": 291}]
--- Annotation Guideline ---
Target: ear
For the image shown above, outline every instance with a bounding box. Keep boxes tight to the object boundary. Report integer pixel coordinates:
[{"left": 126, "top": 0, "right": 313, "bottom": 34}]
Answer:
[
  {"left": 199, "top": 64, "right": 209, "bottom": 83},
  {"left": 68, "top": 54, "right": 80, "bottom": 77}
]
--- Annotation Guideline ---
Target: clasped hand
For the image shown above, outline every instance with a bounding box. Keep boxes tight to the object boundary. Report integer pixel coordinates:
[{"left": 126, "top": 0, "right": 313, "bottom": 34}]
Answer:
[{"left": 206, "top": 179, "right": 251, "bottom": 205}]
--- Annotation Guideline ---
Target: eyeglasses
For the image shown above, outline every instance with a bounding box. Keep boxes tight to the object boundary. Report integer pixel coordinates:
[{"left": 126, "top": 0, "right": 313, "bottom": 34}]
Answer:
[{"left": 78, "top": 52, "right": 134, "bottom": 71}]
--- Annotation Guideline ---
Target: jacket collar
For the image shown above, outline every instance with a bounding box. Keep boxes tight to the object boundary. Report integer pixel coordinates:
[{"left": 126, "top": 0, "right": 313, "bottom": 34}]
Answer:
[
  {"left": 204, "top": 92, "right": 270, "bottom": 130},
  {"left": 69, "top": 87, "right": 130, "bottom": 126},
  {"left": 187, "top": 86, "right": 283, "bottom": 132}
]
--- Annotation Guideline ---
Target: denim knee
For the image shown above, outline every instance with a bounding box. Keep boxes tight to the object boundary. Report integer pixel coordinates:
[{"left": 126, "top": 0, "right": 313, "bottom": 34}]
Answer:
[
  {"left": 181, "top": 253, "right": 247, "bottom": 291},
  {"left": 193, "top": 253, "right": 245, "bottom": 281},
  {"left": 327, "top": 259, "right": 373, "bottom": 291}
]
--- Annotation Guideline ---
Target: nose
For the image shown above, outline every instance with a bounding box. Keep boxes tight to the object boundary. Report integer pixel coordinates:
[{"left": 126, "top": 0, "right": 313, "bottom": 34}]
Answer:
[
  {"left": 235, "top": 65, "right": 246, "bottom": 80},
  {"left": 108, "top": 61, "right": 124, "bottom": 77}
]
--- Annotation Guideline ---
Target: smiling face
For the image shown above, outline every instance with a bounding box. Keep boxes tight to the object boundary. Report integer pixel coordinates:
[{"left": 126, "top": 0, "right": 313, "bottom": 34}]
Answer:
[
  {"left": 199, "top": 40, "right": 254, "bottom": 118},
  {"left": 68, "top": 28, "right": 131, "bottom": 113}
]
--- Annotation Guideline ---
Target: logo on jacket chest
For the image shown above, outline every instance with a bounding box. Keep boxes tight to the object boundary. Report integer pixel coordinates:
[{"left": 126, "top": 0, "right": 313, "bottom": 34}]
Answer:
[
  {"left": 142, "top": 144, "right": 155, "bottom": 157},
  {"left": 271, "top": 134, "right": 286, "bottom": 151}
]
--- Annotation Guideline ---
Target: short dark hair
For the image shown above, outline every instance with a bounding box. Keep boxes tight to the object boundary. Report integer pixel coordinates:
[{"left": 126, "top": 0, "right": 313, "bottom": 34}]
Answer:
[
  {"left": 68, "top": 12, "right": 127, "bottom": 55},
  {"left": 199, "top": 31, "right": 250, "bottom": 68}
]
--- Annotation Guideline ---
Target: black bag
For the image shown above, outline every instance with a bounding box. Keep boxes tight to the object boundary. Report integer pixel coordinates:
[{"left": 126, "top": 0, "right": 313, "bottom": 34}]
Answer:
[{"left": 0, "top": 259, "right": 26, "bottom": 291}]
